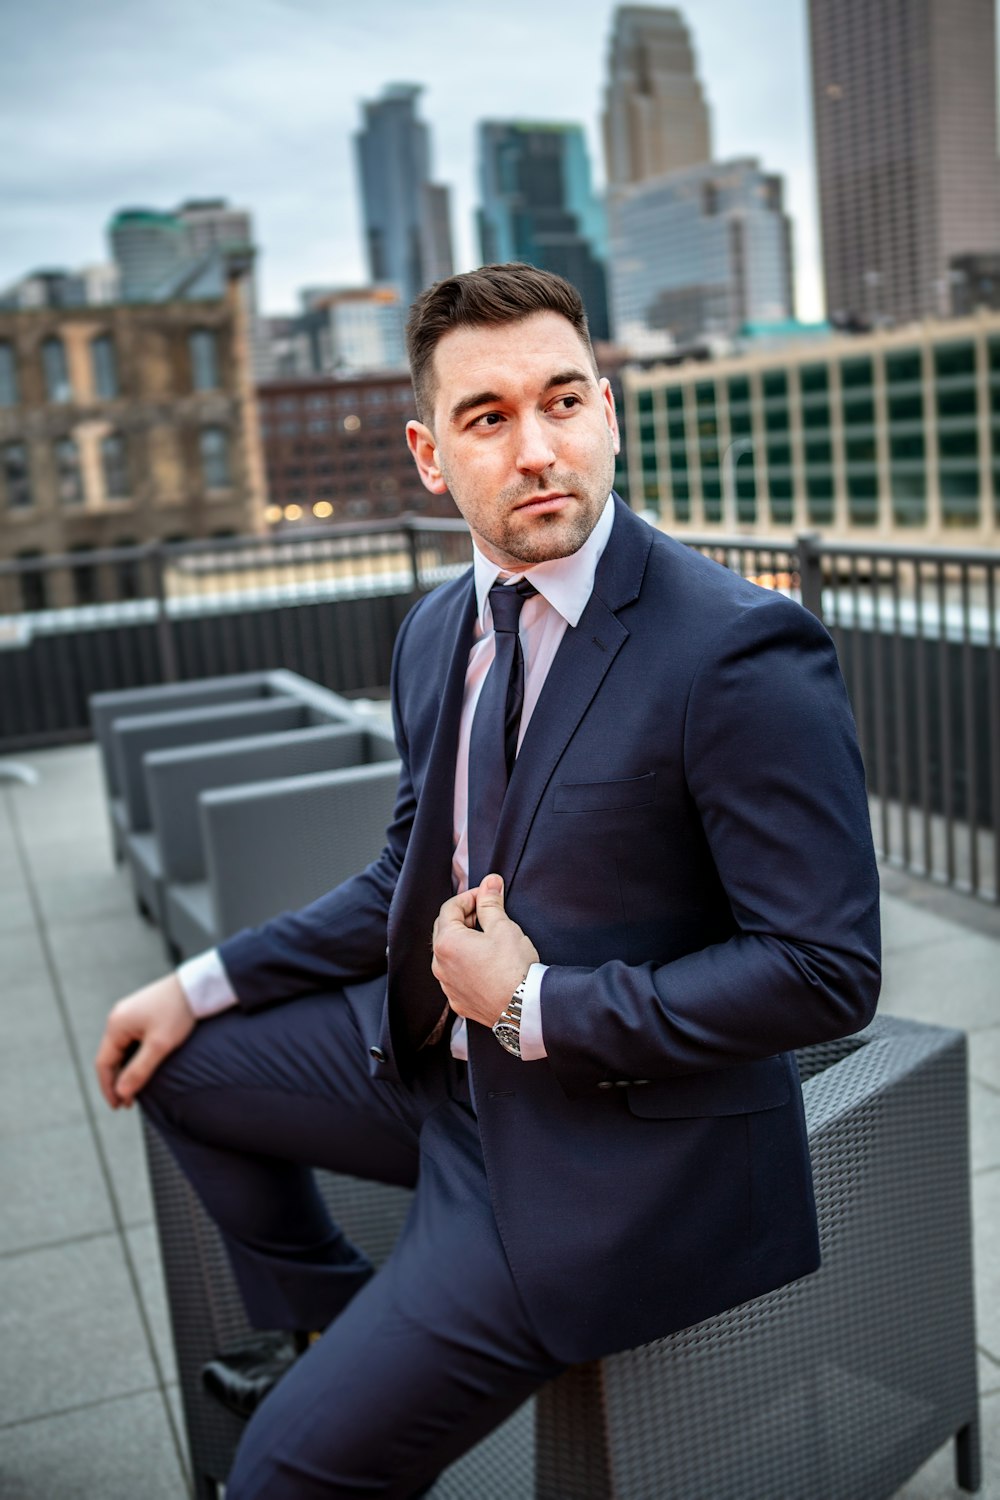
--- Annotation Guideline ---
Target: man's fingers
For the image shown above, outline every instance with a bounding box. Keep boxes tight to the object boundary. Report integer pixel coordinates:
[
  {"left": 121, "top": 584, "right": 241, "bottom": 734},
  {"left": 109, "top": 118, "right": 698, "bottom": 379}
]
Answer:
[
  {"left": 94, "top": 1016, "right": 134, "bottom": 1109},
  {"left": 95, "top": 1041, "right": 125, "bottom": 1109},
  {"left": 474, "top": 874, "right": 506, "bottom": 929},
  {"left": 434, "top": 889, "right": 478, "bottom": 938},
  {"left": 115, "top": 1040, "right": 161, "bottom": 1108}
]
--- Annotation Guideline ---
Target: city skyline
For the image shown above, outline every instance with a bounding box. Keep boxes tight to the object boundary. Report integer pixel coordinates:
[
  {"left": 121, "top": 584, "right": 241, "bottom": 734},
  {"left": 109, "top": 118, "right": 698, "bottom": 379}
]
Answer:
[{"left": 2, "top": 0, "right": 826, "bottom": 319}]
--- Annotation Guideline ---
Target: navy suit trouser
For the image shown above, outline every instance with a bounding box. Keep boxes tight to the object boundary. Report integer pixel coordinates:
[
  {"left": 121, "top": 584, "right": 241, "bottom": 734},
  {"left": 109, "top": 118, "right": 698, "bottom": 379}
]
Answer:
[{"left": 140, "top": 992, "right": 563, "bottom": 1500}]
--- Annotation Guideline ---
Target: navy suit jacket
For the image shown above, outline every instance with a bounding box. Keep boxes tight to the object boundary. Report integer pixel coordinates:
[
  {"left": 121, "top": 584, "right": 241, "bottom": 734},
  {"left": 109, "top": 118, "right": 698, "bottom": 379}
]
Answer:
[{"left": 221, "top": 496, "right": 881, "bottom": 1363}]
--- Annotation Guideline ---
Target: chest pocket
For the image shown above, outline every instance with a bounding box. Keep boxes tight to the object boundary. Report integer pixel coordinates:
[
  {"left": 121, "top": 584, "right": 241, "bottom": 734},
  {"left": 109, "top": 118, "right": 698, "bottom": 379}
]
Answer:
[{"left": 553, "top": 771, "right": 656, "bottom": 814}]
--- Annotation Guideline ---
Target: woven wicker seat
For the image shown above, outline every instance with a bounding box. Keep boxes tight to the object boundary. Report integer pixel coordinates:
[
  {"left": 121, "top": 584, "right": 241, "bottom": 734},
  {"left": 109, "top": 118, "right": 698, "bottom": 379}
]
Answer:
[{"left": 142, "top": 1014, "right": 980, "bottom": 1499}]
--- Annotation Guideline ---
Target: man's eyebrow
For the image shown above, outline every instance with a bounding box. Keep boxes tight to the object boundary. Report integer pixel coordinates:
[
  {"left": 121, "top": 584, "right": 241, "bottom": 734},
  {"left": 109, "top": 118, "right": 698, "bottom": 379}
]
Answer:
[
  {"left": 448, "top": 369, "right": 595, "bottom": 426},
  {"left": 544, "top": 368, "right": 593, "bottom": 390},
  {"left": 449, "top": 390, "right": 503, "bottom": 424}
]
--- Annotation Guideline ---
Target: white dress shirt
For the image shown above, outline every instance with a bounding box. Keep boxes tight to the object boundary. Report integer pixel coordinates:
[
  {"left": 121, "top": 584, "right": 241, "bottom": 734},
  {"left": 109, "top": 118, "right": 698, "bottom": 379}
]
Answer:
[{"left": 179, "top": 495, "right": 616, "bottom": 1065}]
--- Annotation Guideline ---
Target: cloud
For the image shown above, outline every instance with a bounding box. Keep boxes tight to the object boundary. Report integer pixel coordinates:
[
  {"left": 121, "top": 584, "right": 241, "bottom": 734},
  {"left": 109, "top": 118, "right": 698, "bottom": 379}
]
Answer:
[{"left": 0, "top": 0, "right": 822, "bottom": 315}]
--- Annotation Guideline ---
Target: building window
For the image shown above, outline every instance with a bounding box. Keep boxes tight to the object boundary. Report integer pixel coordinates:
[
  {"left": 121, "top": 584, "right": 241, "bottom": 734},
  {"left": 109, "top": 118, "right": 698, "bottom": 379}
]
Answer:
[
  {"left": 665, "top": 387, "right": 690, "bottom": 522},
  {"left": 113, "top": 539, "right": 141, "bottom": 600},
  {"left": 800, "top": 365, "right": 833, "bottom": 525},
  {"left": 42, "top": 336, "right": 71, "bottom": 402},
  {"left": 199, "top": 427, "right": 231, "bottom": 488},
  {"left": 91, "top": 335, "right": 119, "bottom": 399},
  {"left": 841, "top": 358, "right": 878, "bottom": 525},
  {"left": 55, "top": 437, "right": 84, "bottom": 505},
  {"left": 16, "top": 550, "right": 47, "bottom": 611},
  {"left": 69, "top": 545, "right": 98, "bottom": 605},
  {"left": 696, "top": 381, "right": 721, "bottom": 521},
  {"left": 102, "top": 433, "right": 129, "bottom": 498},
  {"left": 2, "top": 443, "right": 32, "bottom": 508},
  {"left": 189, "top": 329, "right": 219, "bottom": 391},
  {"left": 0, "top": 341, "right": 18, "bottom": 407}
]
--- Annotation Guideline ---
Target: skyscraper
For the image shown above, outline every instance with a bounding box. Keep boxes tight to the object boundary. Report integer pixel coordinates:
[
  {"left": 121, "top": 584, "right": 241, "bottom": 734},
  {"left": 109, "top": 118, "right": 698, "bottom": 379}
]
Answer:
[
  {"left": 608, "top": 158, "right": 795, "bottom": 349},
  {"left": 176, "top": 199, "right": 254, "bottom": 259},
  {"left": 109, "top": 209, "right": 189, "bottom": 301},
  {"left": 355, "top": 84, "right": 454, "bottom": 308},
  {"left": 603, "top": 6, "right": 712, "bottom": 190},
  {"left": 809, "top": 0, "right": 1000, "bottom": 325},
  {"left": 478, "top": 121, "right": 610, "bottom": 339}
]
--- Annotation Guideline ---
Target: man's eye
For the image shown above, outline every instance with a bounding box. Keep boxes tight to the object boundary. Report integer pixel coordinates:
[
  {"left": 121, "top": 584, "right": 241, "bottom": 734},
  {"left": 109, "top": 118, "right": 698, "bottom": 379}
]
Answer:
[
  {"left": 553, "top": 395, "right": 581, "bottom": 412},
  {"left": 470, "top": 412, "right": 504, "bottom": 429}
]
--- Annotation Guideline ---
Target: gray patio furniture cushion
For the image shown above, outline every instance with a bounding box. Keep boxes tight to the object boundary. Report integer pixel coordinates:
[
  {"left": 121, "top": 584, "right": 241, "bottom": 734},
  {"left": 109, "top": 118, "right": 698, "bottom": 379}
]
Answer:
[{"left": 201, "top": 759, "right": 402, "bottom": 942}]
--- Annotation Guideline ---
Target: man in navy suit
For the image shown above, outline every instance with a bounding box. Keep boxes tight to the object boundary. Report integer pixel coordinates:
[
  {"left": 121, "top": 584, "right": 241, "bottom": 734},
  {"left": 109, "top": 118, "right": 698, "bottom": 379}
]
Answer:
[{"left": 96, "top": 263, "right": 880, "bottom": 1499}]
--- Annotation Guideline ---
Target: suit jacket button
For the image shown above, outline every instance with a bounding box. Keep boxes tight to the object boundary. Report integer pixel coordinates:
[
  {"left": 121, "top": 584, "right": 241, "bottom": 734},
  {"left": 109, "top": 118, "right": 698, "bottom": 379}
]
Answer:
[
  {"left": 370, "top": 1046, "right": 387, "bottom": 1063},
  {"left": 597, "top": 1081, "right": 614, "bottom": 1090},
  {"left": 615, "top": 1079, "right": 629, "bottom": 1088}
]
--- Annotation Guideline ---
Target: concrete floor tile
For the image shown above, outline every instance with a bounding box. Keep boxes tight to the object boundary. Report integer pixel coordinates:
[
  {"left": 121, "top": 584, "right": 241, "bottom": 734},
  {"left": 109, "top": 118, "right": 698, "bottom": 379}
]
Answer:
[
  {"left": 126, "top": 1223, "right": 178, "bottom": 1386},
  {"left": 973, "top": 1169, "right": 1000, "bottom": 1363},
  {"left": 0, "top": 885, "right": 35, "bottom": 934},
  {"left": 982, "top": 1349, "right": 1000, "bottom": 1399},
  {"left": 971, "top": 1080, "right": 1000, "bottom": 1174},
  {"left": 879, "top": 933, "right": 1000, "bottom": 1031},
  {"left": 0, "top": 1120, "right": 113, "bottom": 1254},
  {"left": 880, "top": 891, "right": 967, "bottom": 956},
  {"left": 93, "top": 1107, "right": 154, "bottom": 1229},
  {"left": 970, "top": 1027, "right": 1000, "bottom": 1090},
  {"left": 0, "top": 926, "right": 51, "bottom": 991},
  {"left": 0, "top": 1389, "right": 187, "bottom": 1500},
  {"left": 0, "top": 1235, "right": 157, "bottom": 1423},
  {"left": 892, "top": 1390, "right": 1000, "bottom": 1498},
  {"left": 29, "top": 869, "right": 140, "bottom": 927},
  {"left": 0, "top": 1023, "right": 85, "bottom": 1138}
]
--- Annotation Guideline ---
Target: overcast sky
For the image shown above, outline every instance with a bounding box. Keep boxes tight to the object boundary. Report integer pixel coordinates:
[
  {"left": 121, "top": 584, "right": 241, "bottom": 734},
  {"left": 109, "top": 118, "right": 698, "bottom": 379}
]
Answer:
[{"left": 1, "top": 0, "right": 825, "bottom": 319}]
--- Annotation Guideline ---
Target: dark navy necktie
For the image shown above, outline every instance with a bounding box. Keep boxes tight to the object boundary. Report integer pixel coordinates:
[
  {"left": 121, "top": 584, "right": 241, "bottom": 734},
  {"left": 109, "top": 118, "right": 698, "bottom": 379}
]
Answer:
[{"left": 467, "top": 578, "right": 538, "bottom": 888}]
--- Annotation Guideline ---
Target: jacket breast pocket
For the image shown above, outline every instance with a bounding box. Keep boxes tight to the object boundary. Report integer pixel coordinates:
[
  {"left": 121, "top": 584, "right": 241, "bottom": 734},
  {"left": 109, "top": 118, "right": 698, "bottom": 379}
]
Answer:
[
  {"left": 553, "top": 771, "right": 656, "bottom": 814},
  {"left": 627, "top": 1056, "right": 792, "bottom": 1118}
]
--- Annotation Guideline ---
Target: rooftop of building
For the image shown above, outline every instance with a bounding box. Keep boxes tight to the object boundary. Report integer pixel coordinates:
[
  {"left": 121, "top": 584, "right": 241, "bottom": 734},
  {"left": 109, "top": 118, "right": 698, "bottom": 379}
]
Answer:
[{"left": 0, "top": 741, "right": 998, "bottom": 1496}]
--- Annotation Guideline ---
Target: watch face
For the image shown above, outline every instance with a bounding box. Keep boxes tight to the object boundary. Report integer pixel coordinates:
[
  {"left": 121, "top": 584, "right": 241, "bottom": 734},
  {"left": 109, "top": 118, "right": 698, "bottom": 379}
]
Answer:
[{"left": 493, "top": 1023, "right": 522, "bottom": 1057}]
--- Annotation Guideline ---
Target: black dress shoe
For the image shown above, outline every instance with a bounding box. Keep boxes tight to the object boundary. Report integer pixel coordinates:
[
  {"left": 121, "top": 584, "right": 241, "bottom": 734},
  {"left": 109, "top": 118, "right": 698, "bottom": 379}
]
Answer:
[{"left": 202, "top": 1330, "right": 304, "bottom": 1420}]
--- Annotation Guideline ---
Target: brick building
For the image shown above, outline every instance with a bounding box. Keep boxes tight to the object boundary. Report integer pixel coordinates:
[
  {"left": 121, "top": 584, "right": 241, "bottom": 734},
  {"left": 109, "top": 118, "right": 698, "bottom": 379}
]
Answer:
[
  {"left": 257, "top": 373, "right": 458, "bottom": 524},
  {"left": 0, "top": 253, "right": 266, "bottom": 593}
]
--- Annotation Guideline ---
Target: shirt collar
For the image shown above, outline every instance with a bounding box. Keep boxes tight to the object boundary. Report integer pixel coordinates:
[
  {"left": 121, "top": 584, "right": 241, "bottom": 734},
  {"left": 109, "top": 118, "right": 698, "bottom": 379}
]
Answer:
[{"left": 472, "top": 493, "right": 615, "bottom": 631}]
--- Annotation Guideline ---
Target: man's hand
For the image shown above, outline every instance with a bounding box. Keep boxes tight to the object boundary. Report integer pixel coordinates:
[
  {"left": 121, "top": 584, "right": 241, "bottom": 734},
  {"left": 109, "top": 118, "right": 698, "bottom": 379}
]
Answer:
[
  {"left": 94, "top": 973, "right": 195, "bottom": 1110},
  {"left": 431, "top": 874, "right": 539, "bottom": 1028}
]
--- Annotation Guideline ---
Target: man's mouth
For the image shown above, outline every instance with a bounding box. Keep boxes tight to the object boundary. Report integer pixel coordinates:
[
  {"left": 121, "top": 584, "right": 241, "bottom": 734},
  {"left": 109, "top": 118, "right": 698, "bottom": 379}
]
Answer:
[{"left": 513, "top": 492, "right": 572, "bottom": 514}]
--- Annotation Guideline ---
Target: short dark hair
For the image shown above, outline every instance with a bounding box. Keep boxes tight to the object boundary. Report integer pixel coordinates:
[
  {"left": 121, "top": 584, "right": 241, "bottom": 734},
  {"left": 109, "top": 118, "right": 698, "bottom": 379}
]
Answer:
[{"left": 405, "top": 262, "right": 597, "bottom": 426}]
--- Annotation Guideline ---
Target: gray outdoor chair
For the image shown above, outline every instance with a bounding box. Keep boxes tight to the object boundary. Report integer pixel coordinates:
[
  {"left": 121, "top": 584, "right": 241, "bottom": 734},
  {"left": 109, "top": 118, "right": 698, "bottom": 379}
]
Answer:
[
  {"left": 89, "top": 670, "right": 363, "bottom": 863},
  {"left": 112, "top": 698, "right": 314, "bottom": 927},
  {"left": 156, "top": 729, "right": 400, "bottom": 959},
  {"left": 190, "top": 756, "right": 401, "bottom": 950},
  {"left": 141, "top": 1014, "right": 980, "bottom": 1500},
  {"left": 90, "top": 673, "right": 277, "bottom": 862}
]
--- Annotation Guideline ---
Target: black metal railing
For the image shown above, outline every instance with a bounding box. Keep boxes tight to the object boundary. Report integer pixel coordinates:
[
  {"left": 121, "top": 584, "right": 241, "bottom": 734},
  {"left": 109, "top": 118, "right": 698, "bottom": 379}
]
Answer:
[
  {"left": 682, "top": 531, "right": 999, "bottom": 904},
  {"left": 1, "top": 519, "right": 997, "bottom": 903}
]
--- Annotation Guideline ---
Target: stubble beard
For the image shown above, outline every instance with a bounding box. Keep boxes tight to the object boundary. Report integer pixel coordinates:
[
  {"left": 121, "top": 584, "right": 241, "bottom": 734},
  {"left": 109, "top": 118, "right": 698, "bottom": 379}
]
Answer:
[{"left": 448, "top": 458, "right": 614, "bottom": 568}]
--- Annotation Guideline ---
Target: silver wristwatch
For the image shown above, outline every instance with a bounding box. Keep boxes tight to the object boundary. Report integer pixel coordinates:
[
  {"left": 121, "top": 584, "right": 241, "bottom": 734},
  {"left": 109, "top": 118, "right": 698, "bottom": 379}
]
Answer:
[{"left": 492, "top": 976, "right": 527, "bottom": 1058}]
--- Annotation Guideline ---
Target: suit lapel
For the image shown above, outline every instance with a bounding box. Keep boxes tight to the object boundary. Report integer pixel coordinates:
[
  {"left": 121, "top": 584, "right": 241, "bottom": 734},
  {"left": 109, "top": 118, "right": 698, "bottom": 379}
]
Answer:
[
  {"left": 490, "top": 498, "right": 653, "bottom": 889},
  {"left": 387, "top": 575, "right": 476, "bottom": 1060}
]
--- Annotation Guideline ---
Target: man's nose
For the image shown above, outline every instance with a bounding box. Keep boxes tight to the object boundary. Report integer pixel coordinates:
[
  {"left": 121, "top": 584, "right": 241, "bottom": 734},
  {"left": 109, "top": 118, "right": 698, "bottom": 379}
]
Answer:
[{"left": 515, "top": 415, "right": 556, "bottom": 475}]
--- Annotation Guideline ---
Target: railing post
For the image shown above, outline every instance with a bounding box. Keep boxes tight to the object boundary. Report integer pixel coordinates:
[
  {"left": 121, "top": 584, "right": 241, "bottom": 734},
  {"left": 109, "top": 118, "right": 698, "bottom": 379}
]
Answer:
[
  {"left": 797, "top": 531, "right": 825, "bottom": 622},
  {"left": 405, "top": 521, "right": 422, "bottom": 592},
  {"left": 150, "top": 544, "right": 179, "bottom": 682}
]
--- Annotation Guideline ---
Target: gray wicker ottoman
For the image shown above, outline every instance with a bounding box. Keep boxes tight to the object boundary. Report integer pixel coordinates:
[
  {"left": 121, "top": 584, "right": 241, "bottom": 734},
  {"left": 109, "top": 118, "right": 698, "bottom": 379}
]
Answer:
[{"left": 142, "top": 1014, "right": 980, "bottom": 1499}]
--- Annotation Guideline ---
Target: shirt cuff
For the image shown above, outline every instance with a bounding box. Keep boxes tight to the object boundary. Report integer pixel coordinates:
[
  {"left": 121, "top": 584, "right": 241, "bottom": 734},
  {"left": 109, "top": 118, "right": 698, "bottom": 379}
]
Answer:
[
  {"left": 177, "top": 949, "right": 239, "bottom": 1019},
  {"left": 518, "top": 963, "right": 548, "bottom": 1060}
]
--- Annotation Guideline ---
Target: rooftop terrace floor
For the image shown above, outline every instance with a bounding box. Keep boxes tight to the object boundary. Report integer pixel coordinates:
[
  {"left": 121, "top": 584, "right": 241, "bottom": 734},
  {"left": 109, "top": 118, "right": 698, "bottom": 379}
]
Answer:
[{"left": 1, "top": 743, "right": 998, "bottom": 1499}]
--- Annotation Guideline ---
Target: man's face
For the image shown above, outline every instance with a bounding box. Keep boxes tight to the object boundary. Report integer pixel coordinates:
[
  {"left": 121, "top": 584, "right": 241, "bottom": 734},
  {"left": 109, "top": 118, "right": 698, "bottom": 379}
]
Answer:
[{"left": 406, "top": 311, "right": 620, "bottom": 570}]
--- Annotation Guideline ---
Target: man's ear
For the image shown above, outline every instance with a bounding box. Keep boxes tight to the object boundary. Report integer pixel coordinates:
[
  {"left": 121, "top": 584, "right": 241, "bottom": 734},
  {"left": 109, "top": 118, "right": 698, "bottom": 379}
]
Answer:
[
  {"left": 406, "top": 420, "right": 448, "bottom": 495},
  {"left": 599, "top": 377, "right": 621, "bottom": 456}
]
